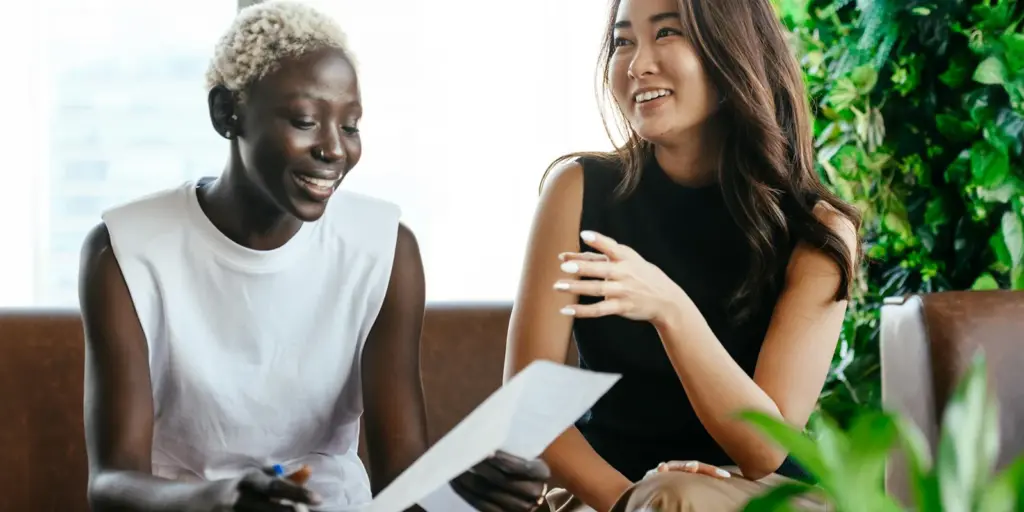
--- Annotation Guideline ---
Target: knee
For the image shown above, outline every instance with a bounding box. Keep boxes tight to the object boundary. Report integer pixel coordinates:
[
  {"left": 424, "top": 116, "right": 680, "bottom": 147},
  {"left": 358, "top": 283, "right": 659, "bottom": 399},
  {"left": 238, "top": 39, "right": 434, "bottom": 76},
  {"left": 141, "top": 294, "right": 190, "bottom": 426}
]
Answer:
[{"left": 621, "top": 472, "right": 721, "bottom": 512}]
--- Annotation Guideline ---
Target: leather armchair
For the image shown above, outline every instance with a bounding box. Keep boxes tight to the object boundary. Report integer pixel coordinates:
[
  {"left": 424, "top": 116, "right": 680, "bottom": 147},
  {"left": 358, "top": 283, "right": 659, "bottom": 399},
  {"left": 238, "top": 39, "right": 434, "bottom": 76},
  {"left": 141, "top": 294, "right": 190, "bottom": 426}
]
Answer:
[{"left": 880, "top": 291, "right": 1024, "bottom": 504}]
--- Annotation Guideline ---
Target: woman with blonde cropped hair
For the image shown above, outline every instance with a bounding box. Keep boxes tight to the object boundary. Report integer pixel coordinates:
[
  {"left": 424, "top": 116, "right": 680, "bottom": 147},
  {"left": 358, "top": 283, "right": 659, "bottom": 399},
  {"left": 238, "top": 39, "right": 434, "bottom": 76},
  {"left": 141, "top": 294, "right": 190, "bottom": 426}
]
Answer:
[{"left": 80, "top": 2, "right": 548, "bottom": 511}]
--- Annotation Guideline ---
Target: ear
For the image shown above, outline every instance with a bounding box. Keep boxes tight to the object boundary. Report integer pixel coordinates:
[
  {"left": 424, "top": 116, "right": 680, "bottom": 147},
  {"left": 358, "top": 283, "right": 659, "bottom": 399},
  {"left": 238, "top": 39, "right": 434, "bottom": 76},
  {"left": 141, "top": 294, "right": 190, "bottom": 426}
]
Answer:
[{"left": 208, "top": 85, "right": 240, "bottom": 139}]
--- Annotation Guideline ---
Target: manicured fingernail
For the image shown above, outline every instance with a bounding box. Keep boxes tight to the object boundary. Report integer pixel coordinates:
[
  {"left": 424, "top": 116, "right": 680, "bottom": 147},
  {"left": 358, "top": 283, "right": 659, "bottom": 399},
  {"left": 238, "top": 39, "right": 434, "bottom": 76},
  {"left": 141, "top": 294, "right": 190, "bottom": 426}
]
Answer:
[
  {"left": 560, "top": 262, "right": 579, "bottom": 273},
  {"left": 580, "top": 231, "right": 596, "bottom": 242},
  {"left": 716, "top": 468, "right": 732, "bottom": 478},
  {"left": 560, "top": 307, "right": 576, "bottom": 316},
  {"left": 553, "top": 281, "right": 570, "bottom": 290},
  {"left": 684, "top": 461, "right": 698, "bottom": 470},
  {"left": 557, "top": 253, "right": 568, "bottom": 261}
]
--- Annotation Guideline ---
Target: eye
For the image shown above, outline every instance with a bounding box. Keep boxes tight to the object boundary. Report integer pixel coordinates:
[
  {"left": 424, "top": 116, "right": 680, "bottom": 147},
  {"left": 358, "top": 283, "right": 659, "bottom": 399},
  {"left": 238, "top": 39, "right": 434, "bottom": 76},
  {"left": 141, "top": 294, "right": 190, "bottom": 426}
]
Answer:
[
  {"left": 656, "top": 27, "right": 682, "bottom": 38},
  {"left": 612, "top": 36, "right": 632, "bottom": 48},
  {"left": 291, "top": 119, "right": 316, "bottom": 130},
  {"left": 342, "top": 125, "right": 360, "bottom": 135}
]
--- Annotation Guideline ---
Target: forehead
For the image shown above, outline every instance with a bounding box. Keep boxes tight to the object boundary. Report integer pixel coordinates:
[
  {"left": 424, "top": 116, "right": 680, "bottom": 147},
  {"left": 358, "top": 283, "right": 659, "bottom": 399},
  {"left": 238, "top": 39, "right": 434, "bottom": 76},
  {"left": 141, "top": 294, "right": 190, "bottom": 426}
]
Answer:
[
  {"left": 249, "top": 47, "right": 359, "bottom": 105},
  {"left": 615, "top": 0, "right": 681, "bottom": 24}
]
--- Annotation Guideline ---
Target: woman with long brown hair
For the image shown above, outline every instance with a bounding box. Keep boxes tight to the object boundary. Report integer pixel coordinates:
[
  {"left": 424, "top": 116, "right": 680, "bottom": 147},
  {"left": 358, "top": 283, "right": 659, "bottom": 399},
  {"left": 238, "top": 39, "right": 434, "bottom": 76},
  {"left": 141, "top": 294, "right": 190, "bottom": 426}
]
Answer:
[{"left": 504, "top": 0, "right": 860, "bottom": 510}]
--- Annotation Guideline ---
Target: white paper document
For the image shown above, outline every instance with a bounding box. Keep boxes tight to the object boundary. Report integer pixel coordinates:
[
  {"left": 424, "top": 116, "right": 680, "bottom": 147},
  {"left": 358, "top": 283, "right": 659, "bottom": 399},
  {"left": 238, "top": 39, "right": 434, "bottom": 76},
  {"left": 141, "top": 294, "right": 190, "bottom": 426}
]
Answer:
[{"left": 359, "top": 360, "right": 620, "bottom": 512}]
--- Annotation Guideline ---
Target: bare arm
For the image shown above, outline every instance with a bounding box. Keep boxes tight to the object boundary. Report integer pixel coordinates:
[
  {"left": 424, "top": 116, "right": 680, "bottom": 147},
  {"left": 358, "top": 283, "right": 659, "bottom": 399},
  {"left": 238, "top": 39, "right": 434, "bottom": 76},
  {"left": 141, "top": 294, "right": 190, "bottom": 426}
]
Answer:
[
  {"left": 80, "top": 223, "right": 207, "bottom": 511},
  {"left": 504, "top": 162, "right": 632, "bottom": 512},
  {"left": 360, "top": 223, "right": 430, "bottom": 495},
  {"left": 363, "top": 224, "right": 549, "bottom": 512},
  {"left": 655, "top": 205, "right": 857, "bottom": 480}
]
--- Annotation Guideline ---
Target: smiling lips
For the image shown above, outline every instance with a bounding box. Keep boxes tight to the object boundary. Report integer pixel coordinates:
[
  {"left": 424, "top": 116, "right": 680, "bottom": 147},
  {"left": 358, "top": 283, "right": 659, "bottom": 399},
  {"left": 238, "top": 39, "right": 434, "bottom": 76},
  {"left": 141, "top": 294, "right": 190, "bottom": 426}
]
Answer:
[
  {"left": 633, "top": 88, "right": 674, "bottom": 110},
  {"left": 293, "top": 172, "right": 341, "bottom": 201}
]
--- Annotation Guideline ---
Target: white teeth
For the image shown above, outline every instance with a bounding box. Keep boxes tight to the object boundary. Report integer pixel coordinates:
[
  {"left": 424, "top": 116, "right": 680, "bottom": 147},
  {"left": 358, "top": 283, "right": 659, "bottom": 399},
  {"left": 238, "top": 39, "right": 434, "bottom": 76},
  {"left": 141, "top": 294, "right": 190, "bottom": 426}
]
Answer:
[
  {"left": 635, "top": 89, "right": 672, "bottom": 103},
  {"left": 298, "top": 175, "right": 336, "bottom": 189}
]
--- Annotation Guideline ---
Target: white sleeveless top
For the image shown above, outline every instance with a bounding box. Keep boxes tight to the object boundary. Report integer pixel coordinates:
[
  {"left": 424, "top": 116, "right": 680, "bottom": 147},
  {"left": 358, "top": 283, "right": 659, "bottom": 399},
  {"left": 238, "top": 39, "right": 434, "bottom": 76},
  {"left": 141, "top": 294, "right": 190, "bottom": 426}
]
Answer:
[{"left": 102, "top": 181, "right": 401, "bottom": 512}]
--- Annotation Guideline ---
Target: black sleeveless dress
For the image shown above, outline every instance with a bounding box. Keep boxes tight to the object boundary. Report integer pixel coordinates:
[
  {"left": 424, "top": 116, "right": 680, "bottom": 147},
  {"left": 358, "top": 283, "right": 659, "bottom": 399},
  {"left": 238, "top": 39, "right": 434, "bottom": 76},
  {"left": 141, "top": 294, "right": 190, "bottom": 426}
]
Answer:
[{"left": 572, "top": 155, "right": 810, "bottom": 482}]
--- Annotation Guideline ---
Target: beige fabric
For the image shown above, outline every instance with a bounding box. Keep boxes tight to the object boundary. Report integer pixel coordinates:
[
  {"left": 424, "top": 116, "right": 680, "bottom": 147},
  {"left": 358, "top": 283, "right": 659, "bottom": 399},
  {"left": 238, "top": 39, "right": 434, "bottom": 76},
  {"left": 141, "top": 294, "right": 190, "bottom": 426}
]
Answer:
[
  {"left": 544, "top": 487, "right": 596, "bottom": 512},
  {"left": 545, "top": 467, "right": 828, "bottom": 512}
]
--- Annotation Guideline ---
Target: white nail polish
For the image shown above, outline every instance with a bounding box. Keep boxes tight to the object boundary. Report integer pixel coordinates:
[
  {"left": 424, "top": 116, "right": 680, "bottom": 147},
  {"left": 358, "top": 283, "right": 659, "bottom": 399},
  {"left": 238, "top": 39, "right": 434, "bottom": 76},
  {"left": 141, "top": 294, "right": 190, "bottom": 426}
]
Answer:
[
  {"left": 560, "top": 262, "right": 579, "bottom": 273},
  {"left": 559, "top": 307, "right": 575, "bottom": 316},
  {"left": 683, "top": 461, "right": 698, "bottom": 470},
  {"left": 580, "top": 231, "right": 596, "bottom": 242},
  {"left": 716, "top": 468, "right": 731, "bottom": 478},
  {"left": 553, "top": 282, "right": 570, "bottom": 290}
]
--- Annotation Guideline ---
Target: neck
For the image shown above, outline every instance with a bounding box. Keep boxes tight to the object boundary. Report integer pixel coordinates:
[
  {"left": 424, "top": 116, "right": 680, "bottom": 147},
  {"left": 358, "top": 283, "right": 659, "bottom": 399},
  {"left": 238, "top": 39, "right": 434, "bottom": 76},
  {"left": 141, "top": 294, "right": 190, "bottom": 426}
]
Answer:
[
  {"left": 653, "top": 116, "right": 723, "bottom": 187},
  {"left": 197, "top": 157, "right": 303, "bottom": 251}
]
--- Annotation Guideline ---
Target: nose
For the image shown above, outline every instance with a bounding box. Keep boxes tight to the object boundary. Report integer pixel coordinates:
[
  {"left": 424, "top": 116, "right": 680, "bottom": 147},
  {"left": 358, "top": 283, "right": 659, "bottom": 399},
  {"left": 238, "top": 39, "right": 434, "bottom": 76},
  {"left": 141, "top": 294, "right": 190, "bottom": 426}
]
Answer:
[
  {"left": 313, "top": 127, "right": 345, "bottom": 163},
  {"left": 627, "top": 42, "right": 658, "bottom": 79}
]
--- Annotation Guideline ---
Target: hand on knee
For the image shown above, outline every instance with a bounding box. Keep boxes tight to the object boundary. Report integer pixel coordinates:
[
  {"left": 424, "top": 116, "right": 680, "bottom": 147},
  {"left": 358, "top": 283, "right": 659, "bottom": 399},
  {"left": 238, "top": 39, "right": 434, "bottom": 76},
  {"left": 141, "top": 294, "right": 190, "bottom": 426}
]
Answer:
[{"left": 644, "top": 460, "right": 733, "bottom": 480}]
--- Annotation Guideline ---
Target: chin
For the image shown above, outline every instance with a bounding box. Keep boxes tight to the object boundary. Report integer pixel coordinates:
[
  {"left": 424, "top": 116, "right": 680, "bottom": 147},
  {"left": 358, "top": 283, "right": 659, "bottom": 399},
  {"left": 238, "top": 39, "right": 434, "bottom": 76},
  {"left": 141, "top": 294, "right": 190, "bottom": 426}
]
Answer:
[
  {"left": 290, "top": 201, "right": 330, "bottom": 223},
  {"left": 634, "top": 118, "right": 703, "bottom": 145},
  {"left": 278, "top": 191, "right": 330, "bottom": 222},
  {"left": 634, "top": 125, "right": 680, "bottom": 144}
]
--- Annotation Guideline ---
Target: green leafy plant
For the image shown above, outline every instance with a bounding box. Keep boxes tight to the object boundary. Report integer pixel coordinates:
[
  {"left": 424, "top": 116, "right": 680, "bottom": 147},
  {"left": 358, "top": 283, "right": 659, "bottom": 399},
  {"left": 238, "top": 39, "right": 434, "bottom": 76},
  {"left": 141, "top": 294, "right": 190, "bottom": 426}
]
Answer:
[
  {"left": 773, "top": 0, "right": 1024, "bottom": 428},
  {"left": 739, "top": 353, "right": 1024, "bottom": 512}
]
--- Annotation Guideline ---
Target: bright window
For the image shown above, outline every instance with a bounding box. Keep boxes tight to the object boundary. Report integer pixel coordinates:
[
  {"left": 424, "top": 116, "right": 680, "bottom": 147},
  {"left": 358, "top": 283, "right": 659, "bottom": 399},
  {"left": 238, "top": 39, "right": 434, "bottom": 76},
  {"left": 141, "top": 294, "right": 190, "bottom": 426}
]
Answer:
[{"left": 0, "top": 0, "right": 611, "bottom": 307}]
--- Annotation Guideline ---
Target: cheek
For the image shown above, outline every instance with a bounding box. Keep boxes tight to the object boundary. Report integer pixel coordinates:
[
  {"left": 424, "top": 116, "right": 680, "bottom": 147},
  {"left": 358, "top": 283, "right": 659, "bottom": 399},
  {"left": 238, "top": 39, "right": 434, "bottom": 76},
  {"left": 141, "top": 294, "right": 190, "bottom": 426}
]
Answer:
[
  {"left": 668, "top": 51, "right": 718, "bottom": 108},
  {"left": 344, "top": 137, "right": 362, "bottom": 170},
  {"left": 608, "top": 57, "right": 634, "bottom": 108},
  {"left": 245, "top": 128, "right": 302, "bottom": 179}
]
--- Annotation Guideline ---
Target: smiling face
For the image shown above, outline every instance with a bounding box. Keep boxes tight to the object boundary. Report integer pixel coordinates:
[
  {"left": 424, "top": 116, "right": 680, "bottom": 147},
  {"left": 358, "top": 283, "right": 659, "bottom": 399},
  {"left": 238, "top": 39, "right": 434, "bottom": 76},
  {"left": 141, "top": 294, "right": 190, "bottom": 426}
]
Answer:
[
  {"left": 236, "top": 47, "right": 362, "bottom": 222},
  {"left": 608, "top": 0, "right": 720, "bottom": 144}
]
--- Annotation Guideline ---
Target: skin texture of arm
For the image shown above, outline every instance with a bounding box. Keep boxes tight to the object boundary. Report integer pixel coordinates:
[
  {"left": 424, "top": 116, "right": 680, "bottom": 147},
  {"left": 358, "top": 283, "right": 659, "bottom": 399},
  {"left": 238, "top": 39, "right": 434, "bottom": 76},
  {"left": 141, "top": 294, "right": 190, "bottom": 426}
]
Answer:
[
  {"left": 652, "top": 204, "right": 858, "bottom": 480},
  {"left": 364, "top": 224, "right": 550, "bottom": 512},
  {"left": 80, "top": 223, "right": 210, "bottom": 511},
  {"left": 360, "top": 223, "right": 431, "bottom": 495},
  {"left": 503, "top": 162, "right": 633, "bottom": 512}
]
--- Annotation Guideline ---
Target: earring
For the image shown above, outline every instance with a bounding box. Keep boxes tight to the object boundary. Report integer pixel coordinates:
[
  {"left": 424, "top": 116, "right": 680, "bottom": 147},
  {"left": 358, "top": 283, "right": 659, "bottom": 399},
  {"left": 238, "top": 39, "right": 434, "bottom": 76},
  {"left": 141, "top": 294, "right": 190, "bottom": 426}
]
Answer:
[{"left": 225, "top": 114, "right": 238, "bottom": 139}]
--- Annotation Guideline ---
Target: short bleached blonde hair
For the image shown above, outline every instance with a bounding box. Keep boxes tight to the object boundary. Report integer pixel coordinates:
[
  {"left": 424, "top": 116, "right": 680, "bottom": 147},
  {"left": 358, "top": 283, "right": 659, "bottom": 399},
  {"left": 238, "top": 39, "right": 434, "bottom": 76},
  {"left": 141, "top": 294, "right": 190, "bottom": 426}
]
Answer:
[{"left": 205, "top": 0, "right": 352, "bottom": 97}]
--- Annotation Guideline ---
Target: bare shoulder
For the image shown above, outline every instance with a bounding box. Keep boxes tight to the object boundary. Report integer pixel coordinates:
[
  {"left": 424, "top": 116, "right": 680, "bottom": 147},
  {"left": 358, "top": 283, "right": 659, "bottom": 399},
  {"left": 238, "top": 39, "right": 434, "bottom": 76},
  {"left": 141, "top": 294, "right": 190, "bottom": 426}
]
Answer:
[
  {"left": 529, "top": 158, "right": 586, "bottom": 257},
  {"left": 77, "top": 221, "right": 147, "bottom": 347},
  {"left": 78, "top": 222, "right": 124, "bottom": 304},
  {"left": 504, "top": 159, "right": 587, "bottom": 374},
  {"left": 783, "top": 201, "right": 860, "bottom": 290},
  {"left": 80, "top": 222, "right": 113, "bottom": 268},
  {"left": 381, "top": 221, "right": 424, "bottom": 303},
  {"left": 811, "top": 200, "right": 858, "bottom": 253},
  {"left": 393, "top": 222, "right": 422, "bottom": 268},
  {"left": 539, "top": 158, "right": 585, "bottom": 204}
]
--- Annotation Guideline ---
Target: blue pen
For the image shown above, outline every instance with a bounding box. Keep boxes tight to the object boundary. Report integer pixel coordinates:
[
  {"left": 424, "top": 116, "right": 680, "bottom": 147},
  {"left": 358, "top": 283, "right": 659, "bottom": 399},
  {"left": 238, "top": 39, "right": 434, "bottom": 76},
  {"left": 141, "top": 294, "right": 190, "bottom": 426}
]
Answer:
[{"left": 272, "top": 464, "right": 286, "bottom": 477}]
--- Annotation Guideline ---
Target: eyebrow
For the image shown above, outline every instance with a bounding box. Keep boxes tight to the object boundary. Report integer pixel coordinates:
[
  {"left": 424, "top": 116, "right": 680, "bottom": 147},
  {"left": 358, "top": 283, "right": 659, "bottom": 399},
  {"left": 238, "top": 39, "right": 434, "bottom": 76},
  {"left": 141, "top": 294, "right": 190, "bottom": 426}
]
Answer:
[
  {"left": 284, "top": 92, "right": 329, "bottom": 102},
  {"left": 282, "top": 91, "right": 361, "bottom": 106},
  {"left": 613, "top": 11, "right": 680, "bottom": 29}
]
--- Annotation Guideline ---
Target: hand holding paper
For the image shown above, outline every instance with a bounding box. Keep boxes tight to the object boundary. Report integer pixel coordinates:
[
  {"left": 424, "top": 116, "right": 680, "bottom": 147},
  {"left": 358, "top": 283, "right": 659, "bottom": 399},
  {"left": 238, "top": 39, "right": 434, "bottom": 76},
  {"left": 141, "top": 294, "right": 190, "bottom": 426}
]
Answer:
[{"left": 362, "top": 360, "right": 620, "bottom": 512}]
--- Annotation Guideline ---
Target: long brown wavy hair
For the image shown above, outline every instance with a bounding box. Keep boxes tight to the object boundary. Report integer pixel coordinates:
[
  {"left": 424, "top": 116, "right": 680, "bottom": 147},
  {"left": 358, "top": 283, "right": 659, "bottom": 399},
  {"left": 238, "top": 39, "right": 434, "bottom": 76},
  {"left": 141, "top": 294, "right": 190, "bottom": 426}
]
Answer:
[{"left": 546, "top": 0, "right": 862, "bottom": 316}]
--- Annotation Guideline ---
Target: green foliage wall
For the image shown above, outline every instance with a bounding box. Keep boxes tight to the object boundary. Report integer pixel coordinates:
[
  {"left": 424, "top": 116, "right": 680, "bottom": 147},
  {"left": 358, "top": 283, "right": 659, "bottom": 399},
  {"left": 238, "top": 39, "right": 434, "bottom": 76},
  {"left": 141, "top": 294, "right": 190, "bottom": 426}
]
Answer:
[{"left": 774, "top": 0, "right": 1024, "bottom": 426}]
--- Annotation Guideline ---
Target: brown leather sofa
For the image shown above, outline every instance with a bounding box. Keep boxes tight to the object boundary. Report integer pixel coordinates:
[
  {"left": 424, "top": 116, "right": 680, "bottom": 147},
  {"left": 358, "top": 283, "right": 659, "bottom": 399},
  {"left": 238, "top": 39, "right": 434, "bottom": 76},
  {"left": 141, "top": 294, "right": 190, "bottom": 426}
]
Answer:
[
  {"left": 0, "top": 303, "right": 531, "bottom": 512},
  {"left": 881, "top": 290, "right": 1024, "bottom": 505}
]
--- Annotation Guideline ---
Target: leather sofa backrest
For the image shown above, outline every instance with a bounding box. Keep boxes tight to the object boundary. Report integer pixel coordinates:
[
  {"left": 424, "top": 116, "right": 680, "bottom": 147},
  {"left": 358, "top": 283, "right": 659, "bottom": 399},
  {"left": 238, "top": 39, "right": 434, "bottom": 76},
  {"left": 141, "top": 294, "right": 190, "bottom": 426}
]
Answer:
[{"left": 0, "top": 303, "right": 555, "bottom": 511}]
